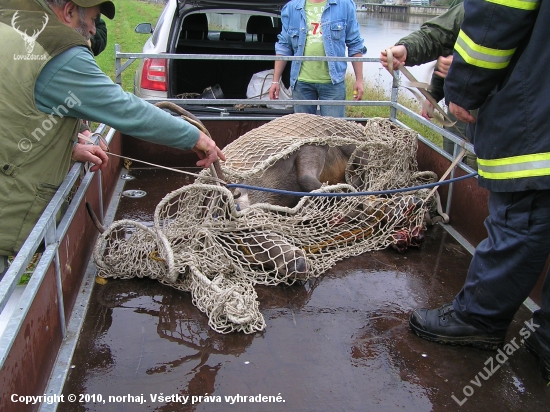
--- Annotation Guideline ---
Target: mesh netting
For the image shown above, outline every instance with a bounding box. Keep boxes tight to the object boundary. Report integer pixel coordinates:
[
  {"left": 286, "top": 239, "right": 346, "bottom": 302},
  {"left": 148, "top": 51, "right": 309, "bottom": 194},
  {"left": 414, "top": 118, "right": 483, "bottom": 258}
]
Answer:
[{"left": 93, "top": 115, "right": 438, "bottom": 334}]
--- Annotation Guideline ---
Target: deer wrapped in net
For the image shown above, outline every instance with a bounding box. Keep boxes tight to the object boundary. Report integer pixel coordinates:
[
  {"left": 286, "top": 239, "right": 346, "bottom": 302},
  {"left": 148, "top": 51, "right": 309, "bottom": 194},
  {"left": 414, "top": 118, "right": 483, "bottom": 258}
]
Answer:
[{"left": 92, "top": 116, "right": 438, "bottom": 333}]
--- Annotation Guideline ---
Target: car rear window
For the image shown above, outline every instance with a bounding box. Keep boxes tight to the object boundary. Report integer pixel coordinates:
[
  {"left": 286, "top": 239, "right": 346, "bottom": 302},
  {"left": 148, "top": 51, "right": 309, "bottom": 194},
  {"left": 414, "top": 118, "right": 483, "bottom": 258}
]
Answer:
[{"left": 179, "top": 12, "right": 280, "bottom": 42}]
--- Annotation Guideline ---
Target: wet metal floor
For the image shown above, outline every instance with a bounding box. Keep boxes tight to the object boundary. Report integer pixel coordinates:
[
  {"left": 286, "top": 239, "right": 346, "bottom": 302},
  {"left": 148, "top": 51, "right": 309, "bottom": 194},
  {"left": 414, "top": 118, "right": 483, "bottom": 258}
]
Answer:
[{"left": 61, "top": 169, "right": 550, "bottom": 411}]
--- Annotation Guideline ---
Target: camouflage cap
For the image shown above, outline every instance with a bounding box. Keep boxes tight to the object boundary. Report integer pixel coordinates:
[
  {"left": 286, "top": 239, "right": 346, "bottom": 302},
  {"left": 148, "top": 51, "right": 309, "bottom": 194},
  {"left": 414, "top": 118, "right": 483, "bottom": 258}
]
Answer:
[{"left": 72, "top": 1, "right": 115, "bottom": 19}]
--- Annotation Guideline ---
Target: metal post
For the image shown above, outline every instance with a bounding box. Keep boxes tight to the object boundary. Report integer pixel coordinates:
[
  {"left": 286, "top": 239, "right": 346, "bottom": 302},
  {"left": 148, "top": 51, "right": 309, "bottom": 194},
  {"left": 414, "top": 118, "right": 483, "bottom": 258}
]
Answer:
[
  {"left": 44, "top": 219, "right": 66, "bottom": 337},
  {"left": 390, "top": 71, "right": 399, "bottom": 121},
  {"left": 115, "top": 44, "right": 122, "bottom": 86},
  {"left": 98, "top": 170, "right": 104, "bottom": 223},
  {"left": 445, "top": 143, "right": 459, "bottom": 217}
]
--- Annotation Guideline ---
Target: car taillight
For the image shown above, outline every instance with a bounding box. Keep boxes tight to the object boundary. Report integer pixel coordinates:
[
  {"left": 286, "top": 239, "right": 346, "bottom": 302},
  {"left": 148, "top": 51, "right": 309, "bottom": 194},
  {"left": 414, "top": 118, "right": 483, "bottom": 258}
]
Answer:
[{"left": 140, "top": 58, "right": 167, "bottom": 91}]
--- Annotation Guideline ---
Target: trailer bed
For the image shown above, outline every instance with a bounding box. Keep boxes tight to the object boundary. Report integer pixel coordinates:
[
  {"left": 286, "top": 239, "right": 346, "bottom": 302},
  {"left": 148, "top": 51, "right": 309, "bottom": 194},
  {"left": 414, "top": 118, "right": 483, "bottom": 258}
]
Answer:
[{"left": 59, "top": 167, "right": 550, "bottom": 412}]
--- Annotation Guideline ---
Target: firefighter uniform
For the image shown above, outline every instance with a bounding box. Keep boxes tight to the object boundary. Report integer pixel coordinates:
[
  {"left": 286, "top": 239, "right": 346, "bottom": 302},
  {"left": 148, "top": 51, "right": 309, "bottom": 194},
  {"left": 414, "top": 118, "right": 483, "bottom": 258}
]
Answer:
[{"left": 444, "top": 0, "right": 550, "bottom": 347}]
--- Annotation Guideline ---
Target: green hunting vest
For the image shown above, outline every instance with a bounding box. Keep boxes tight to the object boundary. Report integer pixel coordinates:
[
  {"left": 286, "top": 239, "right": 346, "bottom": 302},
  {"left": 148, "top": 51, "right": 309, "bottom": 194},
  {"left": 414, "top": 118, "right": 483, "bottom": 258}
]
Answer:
[{"left": 0, "top": 0, "right": 88, "bottom": 255}]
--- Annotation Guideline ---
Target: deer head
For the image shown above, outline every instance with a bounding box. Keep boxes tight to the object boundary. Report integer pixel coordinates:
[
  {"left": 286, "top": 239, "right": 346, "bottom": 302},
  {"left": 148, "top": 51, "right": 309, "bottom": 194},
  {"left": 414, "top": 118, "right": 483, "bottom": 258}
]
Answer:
[{"left": 12, "top": 11, "right": 49, "bottom": 54}]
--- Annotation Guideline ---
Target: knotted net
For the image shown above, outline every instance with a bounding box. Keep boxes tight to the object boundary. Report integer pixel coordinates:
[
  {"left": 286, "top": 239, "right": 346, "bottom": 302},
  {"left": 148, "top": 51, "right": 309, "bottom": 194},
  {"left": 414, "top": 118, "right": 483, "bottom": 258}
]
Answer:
[{"left": 93, "top": 115, "right": 438, "bottom": 333}]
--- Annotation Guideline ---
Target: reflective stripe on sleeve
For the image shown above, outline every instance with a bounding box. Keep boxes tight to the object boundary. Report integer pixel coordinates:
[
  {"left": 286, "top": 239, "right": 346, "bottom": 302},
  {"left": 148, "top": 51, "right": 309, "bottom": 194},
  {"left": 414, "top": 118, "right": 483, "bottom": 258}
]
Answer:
[
  {"left": 486, "top": 0, "right": 540, "bottom": 11},
  {"left": 478, "top": 153, "right": 550, "bottom": 179},
  {"left": 455, "top": 30, "right": 515, "bottom": 70}
]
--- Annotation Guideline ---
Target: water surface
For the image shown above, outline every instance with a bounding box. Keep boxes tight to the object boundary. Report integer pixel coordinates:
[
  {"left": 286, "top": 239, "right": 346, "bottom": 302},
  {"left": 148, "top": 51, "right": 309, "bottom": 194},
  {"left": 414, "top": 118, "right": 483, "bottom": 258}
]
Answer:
[{"left": 353, "top": 12, "right": 436, "bottom": 90}]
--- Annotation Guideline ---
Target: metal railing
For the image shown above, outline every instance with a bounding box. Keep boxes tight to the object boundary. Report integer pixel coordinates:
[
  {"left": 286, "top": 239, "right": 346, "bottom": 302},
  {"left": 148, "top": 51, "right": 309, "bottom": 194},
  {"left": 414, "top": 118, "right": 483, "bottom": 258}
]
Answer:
[
  {"left": 115, "top": 46, "right": 476, "bottom": 202},
  {"left": 115, "top": 46, "right": 474, "bottom": 150},
  {"left": 0, "top": 125, "right": 115, "bottom": 370}
]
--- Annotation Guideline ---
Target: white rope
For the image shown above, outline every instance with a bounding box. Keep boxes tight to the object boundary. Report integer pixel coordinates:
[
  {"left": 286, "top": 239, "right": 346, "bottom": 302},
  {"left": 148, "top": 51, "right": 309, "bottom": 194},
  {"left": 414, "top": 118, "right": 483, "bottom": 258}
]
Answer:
[{"left": 93, "top": 115, "right": 440, "bottom": 333}]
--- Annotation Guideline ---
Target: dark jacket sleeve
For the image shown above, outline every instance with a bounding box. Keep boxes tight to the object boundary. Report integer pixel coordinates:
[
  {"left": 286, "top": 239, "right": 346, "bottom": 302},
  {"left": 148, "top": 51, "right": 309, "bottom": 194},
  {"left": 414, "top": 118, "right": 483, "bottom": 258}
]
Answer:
[
  {"left": 396, "top": 3, "right": 464, "bottom": 66},
  {"left": 90, "top": 17, "right": 107, "bottom": 56},
  {"left": 428, "top": 72, "right": 445, "bottom": 103},
  {"left": 444, "top": 0, "right": 539, "bottom": 109}
]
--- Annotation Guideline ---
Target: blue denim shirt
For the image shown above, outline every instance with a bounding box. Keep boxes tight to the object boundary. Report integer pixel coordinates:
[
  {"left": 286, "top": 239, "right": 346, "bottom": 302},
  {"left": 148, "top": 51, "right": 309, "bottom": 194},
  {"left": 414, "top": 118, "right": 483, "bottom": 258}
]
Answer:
[{"left": 275, "top": 0, "right": 366, "bottom": 88}]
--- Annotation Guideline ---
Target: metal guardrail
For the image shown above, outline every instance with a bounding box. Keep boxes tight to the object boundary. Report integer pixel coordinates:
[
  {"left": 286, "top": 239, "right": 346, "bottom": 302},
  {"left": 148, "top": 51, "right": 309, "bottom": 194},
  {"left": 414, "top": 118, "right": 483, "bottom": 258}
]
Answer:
[{"left": 114, "top": 45, "right": 475, "bottom": 165}]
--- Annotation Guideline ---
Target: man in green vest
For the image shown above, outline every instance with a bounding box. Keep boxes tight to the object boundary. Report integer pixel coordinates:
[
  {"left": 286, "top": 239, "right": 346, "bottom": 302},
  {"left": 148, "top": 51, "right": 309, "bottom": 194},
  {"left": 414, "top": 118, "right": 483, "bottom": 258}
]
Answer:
[{"left": 0, "top": 0, "right": 225, "bottom": 279}]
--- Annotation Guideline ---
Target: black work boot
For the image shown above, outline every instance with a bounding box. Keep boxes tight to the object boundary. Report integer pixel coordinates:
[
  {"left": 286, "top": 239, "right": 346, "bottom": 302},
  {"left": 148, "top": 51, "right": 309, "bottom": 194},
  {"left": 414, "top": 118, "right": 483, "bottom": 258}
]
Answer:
[
  {"left": 409, "top": 303, "right": 505, "bottom": 350},
  {"left": 523, "top": 329, "right": 550, "bottom": 381}
]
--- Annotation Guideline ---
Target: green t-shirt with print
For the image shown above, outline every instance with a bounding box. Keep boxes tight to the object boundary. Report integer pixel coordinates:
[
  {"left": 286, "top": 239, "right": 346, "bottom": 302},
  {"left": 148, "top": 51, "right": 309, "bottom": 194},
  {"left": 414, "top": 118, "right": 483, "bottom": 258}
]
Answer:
[{"left": 298, "top": 0, "right": 331, "bottom": 84}]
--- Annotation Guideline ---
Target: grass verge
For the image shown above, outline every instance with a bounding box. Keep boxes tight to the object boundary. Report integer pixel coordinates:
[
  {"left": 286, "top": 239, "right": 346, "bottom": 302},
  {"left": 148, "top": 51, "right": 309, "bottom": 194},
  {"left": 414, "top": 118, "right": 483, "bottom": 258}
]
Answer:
[
  {"left": 345, "top": 74, "right": 443, "bottom": 147},
  {"left": 95, "top": 0, "right": 165, "bottom": 89}
]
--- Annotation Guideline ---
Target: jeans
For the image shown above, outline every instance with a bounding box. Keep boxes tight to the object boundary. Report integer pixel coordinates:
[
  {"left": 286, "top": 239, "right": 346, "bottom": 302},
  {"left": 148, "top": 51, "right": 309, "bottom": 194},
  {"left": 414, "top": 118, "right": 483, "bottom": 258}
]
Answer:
[{"left": 292, "top": 80, "right": 346, "bottom": 118}]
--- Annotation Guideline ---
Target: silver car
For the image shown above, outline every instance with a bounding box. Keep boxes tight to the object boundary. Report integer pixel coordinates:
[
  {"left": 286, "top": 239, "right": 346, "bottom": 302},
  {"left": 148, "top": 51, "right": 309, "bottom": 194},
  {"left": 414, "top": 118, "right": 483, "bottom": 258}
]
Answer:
[{"left": 133, "top": 0, "right": 290, "bottom": 114}]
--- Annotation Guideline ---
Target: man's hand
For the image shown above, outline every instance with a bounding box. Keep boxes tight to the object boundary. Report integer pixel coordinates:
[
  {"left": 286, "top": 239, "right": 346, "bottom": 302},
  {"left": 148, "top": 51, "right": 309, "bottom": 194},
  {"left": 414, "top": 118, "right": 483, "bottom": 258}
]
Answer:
[
  {"left": 79, "top": 129, "right": 92, "bottom": 143},
  {"left": 79, "top": 129, "right": 108, "bottom": 151},
  {"left": 434, "top": 55, "right": 453, "bottom": 79},
  {"left": 353, "top": 79, "right": 364, "bottom": 101},
  {"left": 269, "top": 82, "right": 280, "bottom": 100},
  {"left": 192, "top": 131, "right": 226, "bottom": 168},
  {"left": 72, "top": 143, "right": 109, "bottom": 172},
  {"left": 421, "top": 100, "right": 434, "bottom": 120},
  {"left": 449, "top": 102, "right": 476, "bottom": 123},
  {"left": 380, "top": 45, "right": 407, "bottom": 71},
  {"left": 270, "top": 60, "right": 287, "bottom": 100}
]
